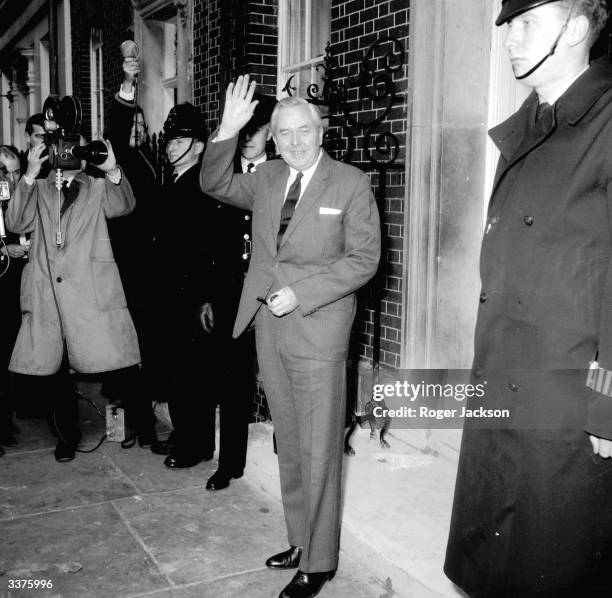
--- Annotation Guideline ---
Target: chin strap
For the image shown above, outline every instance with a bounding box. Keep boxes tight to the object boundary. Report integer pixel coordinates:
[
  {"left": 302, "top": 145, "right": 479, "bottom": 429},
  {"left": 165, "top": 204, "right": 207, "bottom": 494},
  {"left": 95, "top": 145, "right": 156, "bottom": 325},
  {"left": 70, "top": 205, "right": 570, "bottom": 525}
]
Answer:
[
  {"left": 168, "top": 137, "right": 195, "bottom": 166},
  {"left": 515, "top": 4, "right": 574, "bottom": 81}
]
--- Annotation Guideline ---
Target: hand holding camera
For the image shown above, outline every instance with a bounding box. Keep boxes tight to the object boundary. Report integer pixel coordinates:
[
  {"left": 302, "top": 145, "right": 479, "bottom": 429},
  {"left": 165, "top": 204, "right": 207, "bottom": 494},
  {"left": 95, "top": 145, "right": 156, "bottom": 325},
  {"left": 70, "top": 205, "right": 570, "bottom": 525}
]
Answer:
[{"left": 95, "top": 139, "right": 120, "bottom": 177}]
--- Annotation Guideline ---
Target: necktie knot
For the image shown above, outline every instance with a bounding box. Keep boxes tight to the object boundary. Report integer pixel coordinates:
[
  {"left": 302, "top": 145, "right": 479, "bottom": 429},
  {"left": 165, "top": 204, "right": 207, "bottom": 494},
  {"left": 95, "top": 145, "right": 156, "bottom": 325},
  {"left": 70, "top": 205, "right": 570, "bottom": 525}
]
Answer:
[
  {"left": 535, "top": 101, "right": 552, "bottom": 123},
  {"left": 247, "top": 162, "right": 255, "bottom": 174}
]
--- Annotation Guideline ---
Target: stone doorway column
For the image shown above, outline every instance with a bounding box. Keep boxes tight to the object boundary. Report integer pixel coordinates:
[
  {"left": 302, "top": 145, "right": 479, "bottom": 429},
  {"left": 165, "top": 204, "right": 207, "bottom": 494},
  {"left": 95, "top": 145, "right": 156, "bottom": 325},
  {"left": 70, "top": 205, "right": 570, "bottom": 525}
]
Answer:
[{"left": 402, "top": 0, "right": 495, "bottom": 370}]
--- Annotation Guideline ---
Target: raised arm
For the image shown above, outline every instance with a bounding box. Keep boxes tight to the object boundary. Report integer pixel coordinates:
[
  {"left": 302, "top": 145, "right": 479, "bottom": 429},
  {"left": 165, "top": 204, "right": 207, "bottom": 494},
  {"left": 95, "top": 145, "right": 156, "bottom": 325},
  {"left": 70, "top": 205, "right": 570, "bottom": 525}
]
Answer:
[{"left": 199, "top": 75, "right": 261, "bottom": 210}]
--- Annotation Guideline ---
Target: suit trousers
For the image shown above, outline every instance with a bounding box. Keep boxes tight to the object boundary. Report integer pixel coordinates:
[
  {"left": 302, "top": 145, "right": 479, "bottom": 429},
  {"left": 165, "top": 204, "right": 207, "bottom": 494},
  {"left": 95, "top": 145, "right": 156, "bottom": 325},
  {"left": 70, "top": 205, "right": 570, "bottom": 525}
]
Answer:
[{"left": 255, "top": 307, "right": 346, "bottom": 573}]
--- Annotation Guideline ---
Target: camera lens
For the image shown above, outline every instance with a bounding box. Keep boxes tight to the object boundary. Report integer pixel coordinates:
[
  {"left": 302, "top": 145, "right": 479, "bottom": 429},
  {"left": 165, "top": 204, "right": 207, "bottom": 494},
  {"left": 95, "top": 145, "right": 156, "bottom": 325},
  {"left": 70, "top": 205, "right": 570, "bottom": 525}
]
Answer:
[{"left": 85, "top": 140, "right": 108, "bottom": 166}]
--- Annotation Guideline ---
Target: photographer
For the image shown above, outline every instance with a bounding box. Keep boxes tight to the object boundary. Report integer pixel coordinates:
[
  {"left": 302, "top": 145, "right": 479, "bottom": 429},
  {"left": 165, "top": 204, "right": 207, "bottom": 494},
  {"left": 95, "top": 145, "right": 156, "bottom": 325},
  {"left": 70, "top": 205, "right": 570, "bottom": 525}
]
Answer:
[{"left": 5, "top": 136, "right": 144, "bottom": 462}]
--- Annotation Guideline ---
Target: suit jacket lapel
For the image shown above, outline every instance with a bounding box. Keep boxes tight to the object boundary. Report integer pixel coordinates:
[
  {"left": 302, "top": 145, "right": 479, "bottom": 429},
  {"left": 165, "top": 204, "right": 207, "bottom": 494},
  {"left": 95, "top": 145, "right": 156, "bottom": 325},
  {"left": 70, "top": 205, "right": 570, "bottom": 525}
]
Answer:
[{"left": 278, "top": 151, "right": 330, "bottom": 250}]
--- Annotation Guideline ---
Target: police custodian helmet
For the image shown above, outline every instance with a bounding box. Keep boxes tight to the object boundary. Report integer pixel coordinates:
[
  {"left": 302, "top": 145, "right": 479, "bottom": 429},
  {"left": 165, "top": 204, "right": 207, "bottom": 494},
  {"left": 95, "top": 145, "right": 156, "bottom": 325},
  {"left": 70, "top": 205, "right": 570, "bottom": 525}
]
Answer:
[
  {"left": 496, "top": 0, "right": 560, "bottom": 25},
  {"left": 163, "top": 102, "right": 207, "bottom": 141}
]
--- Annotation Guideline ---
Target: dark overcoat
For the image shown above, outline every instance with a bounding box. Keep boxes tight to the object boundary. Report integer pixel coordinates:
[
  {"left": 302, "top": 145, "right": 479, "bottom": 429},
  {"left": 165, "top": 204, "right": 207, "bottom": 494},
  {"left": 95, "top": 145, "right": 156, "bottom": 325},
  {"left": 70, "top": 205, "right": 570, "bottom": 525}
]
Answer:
[{"left": 445, "top": 60, "right": 612, "bottom": 597}]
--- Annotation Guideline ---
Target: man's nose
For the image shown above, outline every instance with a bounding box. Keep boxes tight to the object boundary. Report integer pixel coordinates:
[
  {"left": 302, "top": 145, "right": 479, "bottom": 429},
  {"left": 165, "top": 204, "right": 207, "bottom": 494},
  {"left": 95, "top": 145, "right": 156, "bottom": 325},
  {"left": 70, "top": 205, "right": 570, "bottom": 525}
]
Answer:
[
  {"left": 290, "top": 130, "right": 299, "bottom": 145},
  {"left": 504, "top": 27, "right": 519, "bottom": 52}
]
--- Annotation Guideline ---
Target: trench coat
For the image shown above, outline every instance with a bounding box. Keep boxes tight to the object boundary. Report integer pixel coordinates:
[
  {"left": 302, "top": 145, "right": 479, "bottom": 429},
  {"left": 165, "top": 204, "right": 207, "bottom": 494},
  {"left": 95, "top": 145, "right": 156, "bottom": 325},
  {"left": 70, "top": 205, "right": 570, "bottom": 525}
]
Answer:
[
  {"left": 444, "top": 59, "right": 612, "bottom": 597},
  {"left": 5, "top": 169, "right": 141, "bottom": 375}
]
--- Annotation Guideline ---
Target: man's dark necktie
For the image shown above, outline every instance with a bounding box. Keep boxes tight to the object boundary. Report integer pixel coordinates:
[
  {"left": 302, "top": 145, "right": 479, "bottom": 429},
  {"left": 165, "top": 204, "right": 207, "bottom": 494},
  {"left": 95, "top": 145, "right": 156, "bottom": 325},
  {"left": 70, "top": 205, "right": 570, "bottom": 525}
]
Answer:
[
  {"left": 277, "top": 172, "right": 303, "bottom": 249},
  {"left": 60, "top": 180, "right": 79, "bottom": 216},
  {"left": 247, "top": 162, "right": 255, "bottom": 174},
  {"left": 535, "top": 101, "right": 552, "bottom": 123}
]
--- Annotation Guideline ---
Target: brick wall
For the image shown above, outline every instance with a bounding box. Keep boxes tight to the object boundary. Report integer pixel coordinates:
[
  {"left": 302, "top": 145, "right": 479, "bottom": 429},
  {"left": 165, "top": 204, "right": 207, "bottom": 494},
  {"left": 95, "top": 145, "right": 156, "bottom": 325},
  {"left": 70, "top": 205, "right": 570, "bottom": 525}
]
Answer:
[
  {"left": 193, "top": 0, "right": 222, "bottom": 125},
  {"left": 194, "top": 0, "right": 277, "bottom": 129},
  {"left": 242, "top": 0, "right": 278, "bottom": 96},
  {"left": 329, "top": 0, "right": 408, "bottom": 369}
]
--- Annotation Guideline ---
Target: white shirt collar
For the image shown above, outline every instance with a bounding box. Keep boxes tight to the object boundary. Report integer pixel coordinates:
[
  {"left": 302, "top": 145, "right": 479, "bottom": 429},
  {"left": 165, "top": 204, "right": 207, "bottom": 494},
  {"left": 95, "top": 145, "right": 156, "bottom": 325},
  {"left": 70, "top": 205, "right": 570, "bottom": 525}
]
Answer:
[
  {"left": 241, "top": 154, "right": 267, "bottom": 173},
  {"left": 285, "top": 150, "right": 323, "bottom": 201}
]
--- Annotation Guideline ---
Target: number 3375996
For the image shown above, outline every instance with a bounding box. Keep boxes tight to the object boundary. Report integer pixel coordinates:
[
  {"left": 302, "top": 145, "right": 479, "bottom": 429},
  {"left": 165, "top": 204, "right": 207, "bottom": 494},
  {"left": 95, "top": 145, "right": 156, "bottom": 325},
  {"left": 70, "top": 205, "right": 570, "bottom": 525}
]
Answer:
[{"left": 7, "top": 579, "right": 53, "bottom": 589}]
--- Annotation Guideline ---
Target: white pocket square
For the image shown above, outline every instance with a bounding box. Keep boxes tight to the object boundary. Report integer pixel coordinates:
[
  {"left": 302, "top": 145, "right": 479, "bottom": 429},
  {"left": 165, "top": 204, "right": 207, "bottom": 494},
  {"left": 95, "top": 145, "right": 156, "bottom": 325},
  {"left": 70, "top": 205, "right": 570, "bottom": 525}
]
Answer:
[{"left": 319, "top": 207, "right": 342, "bottom": 215}]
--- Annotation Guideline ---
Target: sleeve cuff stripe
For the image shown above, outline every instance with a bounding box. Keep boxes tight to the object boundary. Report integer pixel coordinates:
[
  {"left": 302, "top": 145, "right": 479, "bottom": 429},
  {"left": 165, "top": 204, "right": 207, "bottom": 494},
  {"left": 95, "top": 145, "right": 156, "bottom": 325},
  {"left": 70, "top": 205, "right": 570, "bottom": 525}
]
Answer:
[{"left": 587, "top": 367, "right": 612, "bottom": 397}]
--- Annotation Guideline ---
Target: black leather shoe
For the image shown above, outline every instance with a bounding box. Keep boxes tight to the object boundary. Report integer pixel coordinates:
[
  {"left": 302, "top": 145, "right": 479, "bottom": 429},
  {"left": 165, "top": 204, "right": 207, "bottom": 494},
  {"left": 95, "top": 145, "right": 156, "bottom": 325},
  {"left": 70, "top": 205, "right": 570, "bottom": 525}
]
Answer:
[
  {"left": 279, "top": 570, "right": 335, "bottom": 598},
  {"left": 121, "top": 433, "right": 137, "bottom": 449},
  {"left": 206, "top": 468, "right": 243, "bottom": 491},
  {"left": 164, "top": 451, "right": 213, "bottom": 469},
  {"left": 151, "top": 438, "right": 174, "bottom": 455},
  {"left": 54, "top": 441, "right": 76, "bottom": 463},
  {"left": 266, "top": 546, "right": 302, "bottom": 569}
]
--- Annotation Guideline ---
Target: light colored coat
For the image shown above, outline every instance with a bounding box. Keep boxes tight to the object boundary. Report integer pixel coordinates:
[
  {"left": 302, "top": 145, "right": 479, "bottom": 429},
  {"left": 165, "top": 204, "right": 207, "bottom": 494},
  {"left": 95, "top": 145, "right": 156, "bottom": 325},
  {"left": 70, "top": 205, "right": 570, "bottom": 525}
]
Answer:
[{"left": 6, "top": 169, "right": 140, "bottom": 375}]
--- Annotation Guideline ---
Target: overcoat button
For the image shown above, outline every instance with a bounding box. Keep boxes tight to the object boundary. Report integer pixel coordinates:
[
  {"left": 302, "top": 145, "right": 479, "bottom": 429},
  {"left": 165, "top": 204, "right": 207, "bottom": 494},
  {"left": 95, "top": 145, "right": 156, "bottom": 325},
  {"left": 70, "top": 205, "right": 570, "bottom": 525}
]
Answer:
[
  {"left": 473, "top": 367, "right": 484, "bottom": 379},
  {"left": 523, "top": 216, "right": 534, "bottom": 226},
  {"left": 480, "top": 292, "right": 488, "bottom": 303},
  {"left": 56, "top": 276, "right": 62, "bottom": 283},
  {"left": 508, "top": 382, "right": 519, "bottom": 392}
]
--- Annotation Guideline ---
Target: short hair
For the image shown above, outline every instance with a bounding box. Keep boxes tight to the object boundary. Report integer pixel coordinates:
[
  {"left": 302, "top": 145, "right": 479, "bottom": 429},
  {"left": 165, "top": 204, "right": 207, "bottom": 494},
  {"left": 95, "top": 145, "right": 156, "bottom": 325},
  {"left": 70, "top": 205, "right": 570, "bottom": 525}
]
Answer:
[
  {"left": 269, "top": 97, "right": 324, "bottom": 135},
  {"left": 25, "top": 113, "right": 45, "bottom": 135},
  {"left": 557, "top": 0, "right": 610, "bottom": 47},
  {"left": 0, "top": 145, "right": 19, "bottom": 162}
]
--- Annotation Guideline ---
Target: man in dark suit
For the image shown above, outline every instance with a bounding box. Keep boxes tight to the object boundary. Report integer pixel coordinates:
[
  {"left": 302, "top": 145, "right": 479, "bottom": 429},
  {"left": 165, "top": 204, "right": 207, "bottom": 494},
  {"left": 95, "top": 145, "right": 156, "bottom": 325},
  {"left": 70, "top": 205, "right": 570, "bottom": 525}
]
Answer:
[
  {"left": 205, "top": 93, "right": 276, "bottom": 491},
  {"left": 149, "top": 103, "right": 218, "bottom": 469},
  {"left": 200, "top": 76, "right": 380, "bottom": 598}
]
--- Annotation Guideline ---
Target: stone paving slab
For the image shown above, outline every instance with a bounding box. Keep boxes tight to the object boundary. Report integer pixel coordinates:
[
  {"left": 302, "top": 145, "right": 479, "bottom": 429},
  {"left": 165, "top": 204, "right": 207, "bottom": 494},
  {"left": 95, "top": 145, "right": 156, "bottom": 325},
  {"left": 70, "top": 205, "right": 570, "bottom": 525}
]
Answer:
[
  {"left": 0, "top": 502, "right": 169, "bottom": 598},
  {"left": 102, "top": 442, "right": 218, "bottom": 495},
  {"left": 0, "top": 449, "right": 137, "bottom": 520},
  {"left": 111, "top": 483, "right": 288, "bottom": 586}
]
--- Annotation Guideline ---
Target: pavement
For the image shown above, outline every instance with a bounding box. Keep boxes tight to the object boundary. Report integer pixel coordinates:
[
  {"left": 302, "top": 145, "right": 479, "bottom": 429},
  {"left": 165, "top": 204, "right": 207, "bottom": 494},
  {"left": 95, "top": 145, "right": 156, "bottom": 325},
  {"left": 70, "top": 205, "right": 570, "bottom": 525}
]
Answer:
[{"left": 0, "top": 380, "right": 468, "bottom": 598}]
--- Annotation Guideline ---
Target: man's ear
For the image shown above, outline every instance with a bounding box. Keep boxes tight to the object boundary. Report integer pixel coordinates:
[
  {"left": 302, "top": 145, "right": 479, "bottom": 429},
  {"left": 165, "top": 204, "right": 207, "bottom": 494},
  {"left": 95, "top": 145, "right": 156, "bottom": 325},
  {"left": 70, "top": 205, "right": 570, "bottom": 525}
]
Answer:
[
  {"left": 194, "top": 140, "right": 205, "bottom": 155},
  {"left": 566, "top": 14, "right": 590, "bottom": 47},
  {"left": 266, "top": 125, "right": 273, "bottom": 141}
]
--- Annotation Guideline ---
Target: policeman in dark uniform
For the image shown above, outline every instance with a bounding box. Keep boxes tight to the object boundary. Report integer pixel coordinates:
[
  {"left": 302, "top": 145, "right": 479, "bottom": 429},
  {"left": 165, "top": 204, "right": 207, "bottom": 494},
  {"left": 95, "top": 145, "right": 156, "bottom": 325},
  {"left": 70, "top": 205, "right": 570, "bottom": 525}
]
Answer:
[
  {"left": 149, "top": 103, "right": 218, "bottom": 468},
  {"left": 204, "top": 93, "right": 277, "bottom": 490}
]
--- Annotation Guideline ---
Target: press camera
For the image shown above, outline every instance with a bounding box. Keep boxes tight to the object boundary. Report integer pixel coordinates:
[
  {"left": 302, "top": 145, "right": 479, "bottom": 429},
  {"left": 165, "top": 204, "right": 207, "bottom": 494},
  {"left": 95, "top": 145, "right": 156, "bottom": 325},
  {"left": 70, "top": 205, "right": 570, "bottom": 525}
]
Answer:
[{"left": 42, "top": 95, "right": 108, "bottom": 170}]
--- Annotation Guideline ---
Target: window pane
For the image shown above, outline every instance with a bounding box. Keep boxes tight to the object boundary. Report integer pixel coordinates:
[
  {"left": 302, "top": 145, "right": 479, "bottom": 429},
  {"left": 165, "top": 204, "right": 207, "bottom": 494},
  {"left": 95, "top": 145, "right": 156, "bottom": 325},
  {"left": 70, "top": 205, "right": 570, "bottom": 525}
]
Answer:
[
  {"left": 279, "top": 0, "right": 331, "bottom": 99},
  {"left": 311, "top": 0, "right": 329, "bottom": 60},
  {"left": 285, "top": 0, "right": 307, "bottom": 67}
]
